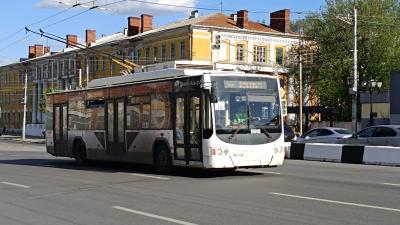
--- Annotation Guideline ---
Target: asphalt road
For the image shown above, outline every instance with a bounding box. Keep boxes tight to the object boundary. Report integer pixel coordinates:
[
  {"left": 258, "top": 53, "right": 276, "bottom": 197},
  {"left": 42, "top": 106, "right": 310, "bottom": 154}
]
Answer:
[{"left": 0, "top": 141, "right": 399, "bottom": 225}]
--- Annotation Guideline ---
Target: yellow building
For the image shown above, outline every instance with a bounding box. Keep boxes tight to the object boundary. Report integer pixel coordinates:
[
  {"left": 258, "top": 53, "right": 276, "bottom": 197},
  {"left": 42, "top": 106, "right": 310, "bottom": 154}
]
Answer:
[
  {"left": 0, "top": 62, "right": 33, "bottom": 132},
  {"left": 0, "top": 9, "right": 299, "bottom": 133}
]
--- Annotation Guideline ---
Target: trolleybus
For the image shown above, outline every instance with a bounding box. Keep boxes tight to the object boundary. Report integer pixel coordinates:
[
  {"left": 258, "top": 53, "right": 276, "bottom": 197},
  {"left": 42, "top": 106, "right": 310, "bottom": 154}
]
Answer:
[{"left": 45, "top": 69, "right": 285, "bottom": 171}]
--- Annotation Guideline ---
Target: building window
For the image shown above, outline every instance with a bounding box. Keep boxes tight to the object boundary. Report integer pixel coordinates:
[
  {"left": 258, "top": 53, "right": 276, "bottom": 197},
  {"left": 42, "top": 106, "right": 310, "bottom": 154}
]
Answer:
[
  {"left": 179, "top": 41, "right": 185, "bottom": 59},
  {"left": 153, "top": 47, "right": 158, "bottom": 63},
  {"left": 95, "top": 57, "right": 99, "bottom": 72},
  {"left": 253, "top": 46, "right": 267, "bottom": 63},
  {"left": 110, "top": 59, "right": 114, "bottom": 73},
  {"left": 102, "top": 56, "right": 106, "bottom": 71},
  {"left": 161, "top": 45, "right": 166, "bottom": 62},
  {"left": 236, "top": 44, "right": 244, "bottom": 62},
  {"left": 170, "top": 43, "right": 175, "bottom": 61},
  {"left": 137, "top": 49, "right": 142, "bottom": 65},
  {"left": 145, "top": 47, "right": 150, "bottom": 65},
  {"left": 276, "top": 47, "right": 284, "bottom": 65}
]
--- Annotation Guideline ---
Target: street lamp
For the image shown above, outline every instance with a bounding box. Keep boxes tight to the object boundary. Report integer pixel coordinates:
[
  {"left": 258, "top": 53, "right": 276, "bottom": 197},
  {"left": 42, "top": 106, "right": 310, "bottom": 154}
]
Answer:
[{"left": 362, "top": 80, "right": 382, "bottom": 126}]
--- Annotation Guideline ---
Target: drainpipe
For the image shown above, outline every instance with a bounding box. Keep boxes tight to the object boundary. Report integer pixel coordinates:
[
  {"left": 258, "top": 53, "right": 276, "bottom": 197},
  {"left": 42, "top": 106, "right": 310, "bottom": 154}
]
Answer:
[{"left": 189, "top": 25, "right": 193, "bottom": 61}]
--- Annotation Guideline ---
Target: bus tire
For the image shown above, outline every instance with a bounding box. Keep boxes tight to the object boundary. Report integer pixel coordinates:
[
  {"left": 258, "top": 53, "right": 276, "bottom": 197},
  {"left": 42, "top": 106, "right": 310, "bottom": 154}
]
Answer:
[
  {"left": 73, "top": 140, "right": 87, "bottom": 166},
  {"left": 154, "top": 143, "right": 172, "bottom": 173}
]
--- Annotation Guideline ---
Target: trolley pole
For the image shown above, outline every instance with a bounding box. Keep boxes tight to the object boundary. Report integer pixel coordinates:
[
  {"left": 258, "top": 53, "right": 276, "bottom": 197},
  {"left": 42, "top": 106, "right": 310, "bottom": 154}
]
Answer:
[
  {"left": 352, "top": 6, "right": 358, "bottom": 133},
  {"left": 22, "top": 71, "right": 28, "bottom": 141}
]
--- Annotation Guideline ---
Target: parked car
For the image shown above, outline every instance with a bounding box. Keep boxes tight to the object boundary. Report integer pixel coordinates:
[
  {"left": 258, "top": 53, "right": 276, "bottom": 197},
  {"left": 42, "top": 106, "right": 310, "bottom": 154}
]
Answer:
[
  {"left": 337, "top": 125, "right": 400, "bottom": 147},
  {"left": 297, "top": 127, "right": 352, "bottom": 144}
]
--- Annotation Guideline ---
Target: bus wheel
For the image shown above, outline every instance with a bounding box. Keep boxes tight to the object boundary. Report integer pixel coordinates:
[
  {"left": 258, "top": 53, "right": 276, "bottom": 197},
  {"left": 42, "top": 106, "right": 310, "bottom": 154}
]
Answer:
[
  {"left": 73, "top": 141, "right": 87, "bottom": 166},
  {"left": 154, "top": 144, "right": 172, "bottom": 173}
]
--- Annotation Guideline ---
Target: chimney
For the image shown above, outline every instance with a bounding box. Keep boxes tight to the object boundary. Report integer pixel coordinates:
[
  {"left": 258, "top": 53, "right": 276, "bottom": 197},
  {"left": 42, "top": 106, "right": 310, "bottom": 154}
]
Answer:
[
  {"left": 28, "top": 46, "right": 35, "bottom": 58},
  {"left": 189, "top": 10, "right": 199, "bottom": 19},
  {"left": 127, "top": 17, "right": 141, "bottom": 36},
  {"left": 141, "top": 14, "right": 153, "bottom": 33},
  {"left": 270, "top": 9, "right": 291, "bottom": 33},
  {"left": 44, "top": 46, "right": 51, "bottom": 54},
  {"left": 34, "top": 44, "right": 44, "bottom": 57},
  {"left": 66, "top": 34, "right": 78, "bottom": 48},
  {"left": 86, "top": 29, "right": 96, "bottom": 46},
  {"left": 237, "top": 10, "right": 249, "bottom": 29},
  {"left": 230, "top": 14, "right": 237, "bottom": 22}
]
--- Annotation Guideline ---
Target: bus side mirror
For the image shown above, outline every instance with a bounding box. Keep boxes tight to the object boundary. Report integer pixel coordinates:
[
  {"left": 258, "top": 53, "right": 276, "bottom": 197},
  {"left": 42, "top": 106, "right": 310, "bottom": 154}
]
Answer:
[{"left": 210, "top": 86, "right": 218, "bottom": 103}]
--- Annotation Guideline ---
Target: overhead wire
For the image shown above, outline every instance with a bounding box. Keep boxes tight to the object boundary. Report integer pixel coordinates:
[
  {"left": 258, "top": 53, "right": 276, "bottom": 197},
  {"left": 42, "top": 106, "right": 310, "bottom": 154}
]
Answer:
[{"left": 0, "top": 0, "right": 99, "bottom": 56}]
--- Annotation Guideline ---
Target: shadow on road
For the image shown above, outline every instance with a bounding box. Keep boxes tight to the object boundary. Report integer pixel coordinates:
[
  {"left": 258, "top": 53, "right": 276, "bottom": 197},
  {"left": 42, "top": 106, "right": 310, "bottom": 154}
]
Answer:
[{"left": 0, "top": 158, "right": 276, "bottom": 178}]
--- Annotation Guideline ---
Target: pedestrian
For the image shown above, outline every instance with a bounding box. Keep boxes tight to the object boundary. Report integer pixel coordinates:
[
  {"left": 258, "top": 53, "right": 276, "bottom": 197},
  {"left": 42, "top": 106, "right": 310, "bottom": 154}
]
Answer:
[{"left": 3, "top": 126, "right": 6, "bottom": 135}]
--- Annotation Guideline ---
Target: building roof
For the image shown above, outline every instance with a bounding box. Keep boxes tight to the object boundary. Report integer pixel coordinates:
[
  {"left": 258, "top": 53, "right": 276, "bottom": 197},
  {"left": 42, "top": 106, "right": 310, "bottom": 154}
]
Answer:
[
  {"left": 196, "top": 13, "right": 278, "bottom": 33},
  {"left": 0, "top": 11, "right": 296, "bottom": 69},
  {"left": 123, "top": 12, "right": 295, "bottom": 42}
]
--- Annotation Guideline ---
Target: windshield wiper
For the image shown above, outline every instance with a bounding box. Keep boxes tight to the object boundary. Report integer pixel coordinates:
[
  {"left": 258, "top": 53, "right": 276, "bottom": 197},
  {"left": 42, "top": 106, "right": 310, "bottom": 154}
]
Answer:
[
  {"left": 253, "top": 125, "right": 272, "bottom": 138},
  {"left": 228, "top": 123, "right": 247, "bottom": 142}
]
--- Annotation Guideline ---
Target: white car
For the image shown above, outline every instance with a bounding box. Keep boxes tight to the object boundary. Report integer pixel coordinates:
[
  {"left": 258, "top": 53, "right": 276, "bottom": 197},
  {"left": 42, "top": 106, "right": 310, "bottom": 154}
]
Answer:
[
  {"left": 297, "top": 127, "right": 352, "bottom": 144},
  {"left": 338, "top": 125, "right": 400, "bottom": 147}
]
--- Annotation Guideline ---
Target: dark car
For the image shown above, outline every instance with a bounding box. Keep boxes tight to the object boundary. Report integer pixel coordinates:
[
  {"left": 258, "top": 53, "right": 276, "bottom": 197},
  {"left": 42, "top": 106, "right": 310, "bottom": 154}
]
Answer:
[{"left": 284, "top": 124, "right": 296, "bottom": 142}]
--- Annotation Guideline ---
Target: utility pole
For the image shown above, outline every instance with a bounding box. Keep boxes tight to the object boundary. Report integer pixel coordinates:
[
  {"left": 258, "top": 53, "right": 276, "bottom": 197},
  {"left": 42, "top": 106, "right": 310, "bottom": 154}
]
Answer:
[
  {"left": 298, "top": 16, "right": 304, "bottom": 135},
  {"left": 352, "top": 6, "right": 358, "bottom": 133},
  {"left": 78, "top": 68, "right": 82, "bottom": 88},
  {"left": 22, "top": 71, "right": 28, "bottom": 141},
  {"left": 299, "top": 45, "right": 303, "bottom": 135},
  {"left": 86, "top": 58, "right": 90, "bottom": 86}
]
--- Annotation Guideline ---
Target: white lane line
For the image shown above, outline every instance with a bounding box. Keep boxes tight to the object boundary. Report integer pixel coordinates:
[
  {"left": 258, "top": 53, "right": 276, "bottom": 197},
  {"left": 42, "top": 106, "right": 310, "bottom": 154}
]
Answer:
[
  {"left": 113, "top": 206, "right": 198, "bottom": 225},
  {"left": 131, "top": 173, "right": 170, "bottom": 180},
  {"left": 270, "top": 192, "right": 400, "bottom": 213},
  {"left": 382, "top": 183, "right": 400, "bottom": 187},
  {"left": 238, "top": 169, "right": 281, "bottom": 175},
  {"left": 9, "top": 155, "right": 23, "bottom": 157},
  {"left": 1, "top": 182, "right": 31, "bottom": 189}
]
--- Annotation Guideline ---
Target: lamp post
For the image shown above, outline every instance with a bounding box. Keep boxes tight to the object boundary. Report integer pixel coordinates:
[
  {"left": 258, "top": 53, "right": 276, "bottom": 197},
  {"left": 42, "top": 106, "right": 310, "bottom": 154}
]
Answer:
[{"left": 362, "top": 80, "right": 382, "bottom": 126}]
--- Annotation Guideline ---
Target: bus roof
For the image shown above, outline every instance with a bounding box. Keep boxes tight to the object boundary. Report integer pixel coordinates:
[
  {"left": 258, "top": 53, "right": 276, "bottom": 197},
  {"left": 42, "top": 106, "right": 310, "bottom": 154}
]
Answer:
[
  {"left": 87, "top": 69, "right": 207, "bottom": 89},
  {"left": 50, "top": 69, "right": 275, "bottom": 95}
]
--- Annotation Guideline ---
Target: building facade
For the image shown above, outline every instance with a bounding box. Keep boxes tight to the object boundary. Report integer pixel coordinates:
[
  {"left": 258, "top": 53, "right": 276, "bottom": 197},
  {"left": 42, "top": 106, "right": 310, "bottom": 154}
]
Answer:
[{"left": 0, "top": 9, "right": 299, "bottom": 134}]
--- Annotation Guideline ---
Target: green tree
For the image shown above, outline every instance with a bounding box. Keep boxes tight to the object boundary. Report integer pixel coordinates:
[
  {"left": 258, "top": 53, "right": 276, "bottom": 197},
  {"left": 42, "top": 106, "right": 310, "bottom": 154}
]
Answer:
[
  {"left": 292, "top": 0, "right": 400, "bottom": 120},
  {"left": 39, "top": 87, "right": 56, "bottom": 113}
]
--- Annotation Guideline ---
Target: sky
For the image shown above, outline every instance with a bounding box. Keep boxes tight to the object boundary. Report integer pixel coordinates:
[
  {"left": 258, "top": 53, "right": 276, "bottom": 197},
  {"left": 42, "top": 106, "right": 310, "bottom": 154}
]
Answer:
[{"left": 0, "top": 0, "right": 326, "bottom": 65}]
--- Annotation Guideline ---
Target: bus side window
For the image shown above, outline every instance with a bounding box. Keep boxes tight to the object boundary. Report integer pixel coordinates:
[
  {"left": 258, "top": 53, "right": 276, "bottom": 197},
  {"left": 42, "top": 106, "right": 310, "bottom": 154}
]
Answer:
[
  {"left": 203, "top": 93, "right": 213, "bottom": 139},
  {"left": 150, "top": 94, "right": 170, "bottom": 129},
  {"left": 127, "top": 96, "right": 151, "bottom": 129},
  {"left": 86, "top": 100, "right": 105, "bottom": 130}
]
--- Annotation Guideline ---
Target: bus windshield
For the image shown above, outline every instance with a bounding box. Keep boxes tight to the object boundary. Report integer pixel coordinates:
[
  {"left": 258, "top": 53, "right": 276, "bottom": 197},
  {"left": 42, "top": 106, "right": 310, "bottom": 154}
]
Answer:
[{"left": 212, "top": 76, "right": 281, "bottom": 144}]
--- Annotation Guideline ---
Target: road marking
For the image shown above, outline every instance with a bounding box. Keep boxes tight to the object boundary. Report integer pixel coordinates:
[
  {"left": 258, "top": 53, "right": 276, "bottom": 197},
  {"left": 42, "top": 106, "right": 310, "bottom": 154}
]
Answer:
[
  {"left": 382, "top": 183, "right": 400, "bottom": 187},
  {"left": 131, "top": 173, "right": 170, "bottom": 180},
  {"left": 238, "top": 169, "right": 281, "bottom": 175},
  {"left": 113, "top": 206, "right": 198, "bottom": 225},
  {"left": 9, "top": 154, "right": 23, "bottom": 157},
  {"left": 270, "top": 192, "right": 400, "bottom": 213},
  {"left": 1, "top": 182, "right": 30, "bottom": 189}
]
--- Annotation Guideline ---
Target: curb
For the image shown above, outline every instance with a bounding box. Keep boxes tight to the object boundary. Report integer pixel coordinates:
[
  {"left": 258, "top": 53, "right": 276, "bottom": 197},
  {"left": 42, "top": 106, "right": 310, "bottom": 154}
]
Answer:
[{"left": 288, "top": 143, "right": 400, "bottom": 167}]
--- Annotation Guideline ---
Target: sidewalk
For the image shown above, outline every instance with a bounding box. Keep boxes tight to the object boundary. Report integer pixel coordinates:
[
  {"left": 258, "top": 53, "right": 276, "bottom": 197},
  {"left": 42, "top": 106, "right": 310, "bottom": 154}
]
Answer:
[{"left": 0, "top": 134, "right": 45, "bottom": 144}]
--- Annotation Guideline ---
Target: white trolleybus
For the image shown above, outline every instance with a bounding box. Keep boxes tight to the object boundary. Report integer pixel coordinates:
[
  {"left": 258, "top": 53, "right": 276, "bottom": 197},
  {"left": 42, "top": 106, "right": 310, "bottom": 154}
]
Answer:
[{"left": 45, "top": 69, "right": 285, "bottom": 171}]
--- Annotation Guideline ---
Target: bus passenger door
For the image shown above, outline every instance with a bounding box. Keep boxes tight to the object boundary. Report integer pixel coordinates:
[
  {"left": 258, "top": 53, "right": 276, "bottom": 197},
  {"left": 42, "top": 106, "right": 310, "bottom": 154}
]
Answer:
[
  {"left": 54, "top": 104, "right": 68, "bottom": 156},
  {"left": 174, "top": 93, "right": 202, "bottom": 164},
  {"left": 106, "top": 99, "right": 126, "bottom": 156}
]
